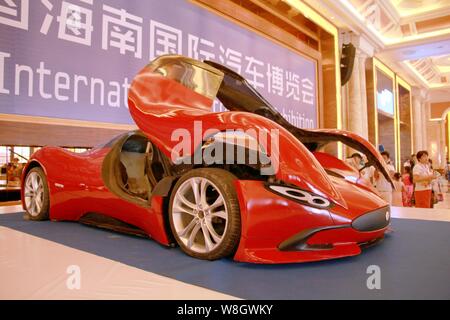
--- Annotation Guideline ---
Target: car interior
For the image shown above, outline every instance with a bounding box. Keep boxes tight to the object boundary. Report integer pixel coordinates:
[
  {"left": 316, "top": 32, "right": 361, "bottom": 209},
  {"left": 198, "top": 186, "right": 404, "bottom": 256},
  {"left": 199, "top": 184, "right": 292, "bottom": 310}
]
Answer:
[{"left": 118, "top": 134, "right": 167, "bottom": 200}]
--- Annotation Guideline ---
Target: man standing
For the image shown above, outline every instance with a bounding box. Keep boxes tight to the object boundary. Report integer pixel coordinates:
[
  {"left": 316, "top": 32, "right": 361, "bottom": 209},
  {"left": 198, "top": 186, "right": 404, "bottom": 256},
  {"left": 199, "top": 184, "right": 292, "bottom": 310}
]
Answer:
[{"left": 374, "top": 151, "right": 395, "bottom": 204}]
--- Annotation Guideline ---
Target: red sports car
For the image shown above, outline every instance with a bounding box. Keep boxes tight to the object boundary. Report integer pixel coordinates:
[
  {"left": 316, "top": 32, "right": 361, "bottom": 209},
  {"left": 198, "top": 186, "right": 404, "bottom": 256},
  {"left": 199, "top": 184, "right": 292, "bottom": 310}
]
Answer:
[{"left": 21, "top": 55, "right": 392, "bottom": 264}]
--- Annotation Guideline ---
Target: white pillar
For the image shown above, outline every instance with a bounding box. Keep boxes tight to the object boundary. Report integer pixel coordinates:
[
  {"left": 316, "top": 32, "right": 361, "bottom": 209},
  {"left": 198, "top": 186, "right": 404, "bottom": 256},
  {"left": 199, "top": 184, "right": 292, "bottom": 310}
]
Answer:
[
  {"left": 411, "top": 88, "right": 423, "bottom": 152},
  {"left": 422, "top": 100, "right": 430, "bottom": 151},
  {"left": 358, "top": 53, "right": 369, "bottom": 139},
  {"left": 440, "top": 119, "right": 446, "bottom": 168},
  {"left": 340, "top": 32, "right": 372, "bottom": 141},
  {"left": 347, "top": 50, "right": 364, "bottom": 136}
]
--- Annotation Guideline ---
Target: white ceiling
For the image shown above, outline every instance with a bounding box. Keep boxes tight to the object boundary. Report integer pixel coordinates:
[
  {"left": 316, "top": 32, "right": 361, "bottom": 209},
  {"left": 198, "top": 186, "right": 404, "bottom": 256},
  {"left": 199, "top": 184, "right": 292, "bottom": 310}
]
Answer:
[{"left": 302, "top": 0, "right": 450, "bottom": 102}]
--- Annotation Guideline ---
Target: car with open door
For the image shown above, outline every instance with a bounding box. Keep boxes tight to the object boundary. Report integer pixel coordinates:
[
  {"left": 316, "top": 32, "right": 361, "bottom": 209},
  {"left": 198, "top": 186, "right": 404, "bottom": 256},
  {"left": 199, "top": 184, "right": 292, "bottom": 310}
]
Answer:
[{"left": 21, "top": 55, "right": 392, "bottom": 263}]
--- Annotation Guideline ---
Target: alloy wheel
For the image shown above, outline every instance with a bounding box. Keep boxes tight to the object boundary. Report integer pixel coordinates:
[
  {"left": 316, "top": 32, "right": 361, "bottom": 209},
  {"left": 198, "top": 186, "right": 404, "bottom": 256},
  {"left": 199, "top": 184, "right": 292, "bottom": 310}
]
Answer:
[
  {"left": 171, "top": 177, "right": 228, "bottom": 254},
  {"left": 24, "top": 171, "right": 45, "bottom": 217}
]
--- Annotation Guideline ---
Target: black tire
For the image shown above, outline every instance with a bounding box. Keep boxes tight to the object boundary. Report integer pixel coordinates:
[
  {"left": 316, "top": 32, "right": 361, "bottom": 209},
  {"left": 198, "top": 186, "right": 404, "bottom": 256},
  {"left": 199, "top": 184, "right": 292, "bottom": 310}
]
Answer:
[
  {"left": 23, "top": 167, "right": 50, "bottom": 221},
  {"left": 168, "top": 168, "right": 241, "bottom": 260}
]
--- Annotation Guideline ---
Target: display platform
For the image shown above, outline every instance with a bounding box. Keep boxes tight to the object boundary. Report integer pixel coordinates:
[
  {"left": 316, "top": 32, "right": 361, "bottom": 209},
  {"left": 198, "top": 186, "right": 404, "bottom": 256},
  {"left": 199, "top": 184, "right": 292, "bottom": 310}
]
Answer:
[{"left": 1, "top": 211, "right": 449, "bottom": 299}]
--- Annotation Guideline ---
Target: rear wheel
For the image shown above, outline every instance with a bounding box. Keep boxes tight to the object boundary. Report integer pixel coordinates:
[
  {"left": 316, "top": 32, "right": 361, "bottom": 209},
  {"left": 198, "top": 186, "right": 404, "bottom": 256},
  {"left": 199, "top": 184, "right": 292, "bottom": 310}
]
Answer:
[
  {"left": 24, "top": 167, "right": 49, "bottom": 221},
  {"left": 168, "top": 168, "right": 241, "bottom": 260}
]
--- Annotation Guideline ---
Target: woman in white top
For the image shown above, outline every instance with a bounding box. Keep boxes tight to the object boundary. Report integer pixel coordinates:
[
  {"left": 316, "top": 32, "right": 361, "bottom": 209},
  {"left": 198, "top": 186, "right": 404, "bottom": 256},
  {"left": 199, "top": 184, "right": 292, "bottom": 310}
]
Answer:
[
  {"left": 392, "top": 172, "right": 405, "bottom": 207},
  {"left": 374, "top": 151, "right": 395, "bottom": 204},
  {"left": 412, "top": 150, "right": 434, "bottom": 208}
]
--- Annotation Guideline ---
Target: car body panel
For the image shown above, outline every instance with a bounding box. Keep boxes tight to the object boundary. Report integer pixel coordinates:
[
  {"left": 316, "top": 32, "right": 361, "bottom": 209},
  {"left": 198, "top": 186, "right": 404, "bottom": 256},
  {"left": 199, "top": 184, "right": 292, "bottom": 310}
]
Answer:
[
  {"left": 313, "top": 151, "right": 380, "bottom": 196},
  {"left": 21, "top": 146, "right": 171, "bottom": 246}
]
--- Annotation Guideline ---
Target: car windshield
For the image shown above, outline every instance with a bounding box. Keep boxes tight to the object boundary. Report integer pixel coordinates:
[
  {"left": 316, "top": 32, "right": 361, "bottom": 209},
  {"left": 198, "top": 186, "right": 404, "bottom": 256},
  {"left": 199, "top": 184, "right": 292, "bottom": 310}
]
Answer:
[
  {"left": 148, "top": 55, "right": 224, "bottom": 101},
  {"left": 204, "top": 60, "right": 283, "bottom": 120}
]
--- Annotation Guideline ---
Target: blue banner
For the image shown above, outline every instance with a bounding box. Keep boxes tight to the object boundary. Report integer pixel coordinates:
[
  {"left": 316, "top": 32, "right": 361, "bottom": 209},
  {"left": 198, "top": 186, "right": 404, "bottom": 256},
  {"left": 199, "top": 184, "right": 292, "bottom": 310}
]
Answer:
[{"left": 0, "top": 0, "right": 317, "bottom": 128}]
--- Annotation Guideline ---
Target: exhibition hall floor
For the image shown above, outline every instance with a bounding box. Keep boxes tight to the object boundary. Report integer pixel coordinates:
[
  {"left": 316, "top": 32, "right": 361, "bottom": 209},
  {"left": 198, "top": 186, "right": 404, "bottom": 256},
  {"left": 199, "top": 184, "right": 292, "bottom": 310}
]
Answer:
[{"left": 1, "top": 203, "right": 449, "bottom": 300}]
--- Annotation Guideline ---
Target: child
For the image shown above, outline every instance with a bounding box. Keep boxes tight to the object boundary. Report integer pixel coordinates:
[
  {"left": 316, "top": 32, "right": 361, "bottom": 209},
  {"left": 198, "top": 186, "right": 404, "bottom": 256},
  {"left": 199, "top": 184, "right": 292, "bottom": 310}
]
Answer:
[
  {"left": 402, "top": 166, "right": 414, "bottom": 207},
  {"left": 392, "top": 172, "right": 405, "bottom": 207}
]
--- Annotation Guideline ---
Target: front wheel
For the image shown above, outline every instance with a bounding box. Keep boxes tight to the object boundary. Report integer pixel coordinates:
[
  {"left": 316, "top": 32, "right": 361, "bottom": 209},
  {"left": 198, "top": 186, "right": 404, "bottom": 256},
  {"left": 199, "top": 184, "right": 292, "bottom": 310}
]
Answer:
[
  {"left": 168, "top": 168, "right": 241, "bottom": 260},
  {"left": 24, "top": 167, "right": 50, "bottom": 221}
]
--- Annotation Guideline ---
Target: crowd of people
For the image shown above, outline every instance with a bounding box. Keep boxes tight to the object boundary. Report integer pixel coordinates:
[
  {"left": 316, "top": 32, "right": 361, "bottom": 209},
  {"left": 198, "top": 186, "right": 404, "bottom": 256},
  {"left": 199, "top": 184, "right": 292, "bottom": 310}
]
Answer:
[{"left": 346, "top": 150, "right": 444, "bottom": 208}]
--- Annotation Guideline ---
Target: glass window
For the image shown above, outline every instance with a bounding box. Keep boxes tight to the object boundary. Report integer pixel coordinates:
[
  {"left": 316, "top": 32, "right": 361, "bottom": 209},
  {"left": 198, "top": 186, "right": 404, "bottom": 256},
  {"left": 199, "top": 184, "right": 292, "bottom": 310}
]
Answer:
[
  {"left": 155, "top": 61, "right": 223, "bottom": 101},
  {"left": 397, "top": 84, "right": 412, "bottom": 169},
  {"left": 64, "top": 147, "right": 89, "bottom": 153},
  {"left": 376, "top": 69, "right": 394, "bottom": 115},
  {"left": 376, "top": 68, "right": 396, "bottom": 167},
  {"left": 13, "top": 146, "right": 30, "bottom": 163},
  {"left": 0, "top": 146, "right": 10, "bottom": 167}
]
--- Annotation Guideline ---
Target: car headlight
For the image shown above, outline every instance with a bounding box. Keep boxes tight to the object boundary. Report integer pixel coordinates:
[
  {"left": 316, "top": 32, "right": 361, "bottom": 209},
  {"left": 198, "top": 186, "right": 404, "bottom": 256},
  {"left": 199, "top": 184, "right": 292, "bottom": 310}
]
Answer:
[{"left": 267, "top": 184, "right": 331, "bottom": 209}]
